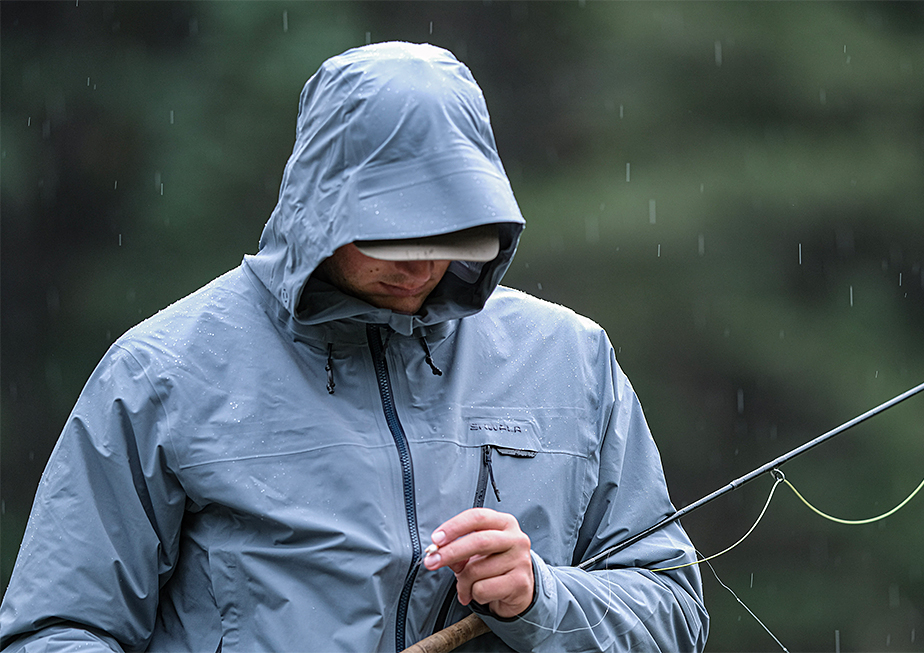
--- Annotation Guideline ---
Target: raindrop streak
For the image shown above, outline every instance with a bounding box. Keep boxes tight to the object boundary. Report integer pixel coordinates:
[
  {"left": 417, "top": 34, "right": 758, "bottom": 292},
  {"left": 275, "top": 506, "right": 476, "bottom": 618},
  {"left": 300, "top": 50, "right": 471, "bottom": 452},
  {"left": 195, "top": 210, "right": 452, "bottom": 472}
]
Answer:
[
  {"left": 282, "top": 11, "right": 288, "bottom": 32},
  {"left": 835, "top": 630, "right": 841, "bottom": 653},
  {"left": 170, "top": 110, "right": 175, "bottom": 125},
  {"left": 585, "top": 215, "right": 599, "bottom": 244},
  {"left": 714, "top": 41, "right": 723, "bottom": 67},
  {"left": 429, "top": 21, "right": 433, "bottom": 35},
  {"left": 625, "top": 163, "right": 631, "bottom": 182},
  {"left": 366, "top": 31, "right": 371, "bottom": 44},
  {"left": 798, "top": 243, "right": 802, "bottom": 265},
  {"left": 850, "top": 286, "right": 854, "bottom": 307},
  {"left": 698, "top": 234, "right": 705, "bottom": 256},
  {"left": 889, "top": 584, "right": 900, "bottom": 608}
]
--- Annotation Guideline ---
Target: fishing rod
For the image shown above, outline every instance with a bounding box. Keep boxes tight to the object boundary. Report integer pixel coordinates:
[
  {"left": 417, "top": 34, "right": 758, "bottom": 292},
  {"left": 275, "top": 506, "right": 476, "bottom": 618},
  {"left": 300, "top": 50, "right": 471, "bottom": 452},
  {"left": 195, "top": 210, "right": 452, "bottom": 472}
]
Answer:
[
  {"left": 581, "top": 379, "right": 924, "bottom": 569},
  {"left": 403, "top": 380, "right": 924, "bottom": 653}
]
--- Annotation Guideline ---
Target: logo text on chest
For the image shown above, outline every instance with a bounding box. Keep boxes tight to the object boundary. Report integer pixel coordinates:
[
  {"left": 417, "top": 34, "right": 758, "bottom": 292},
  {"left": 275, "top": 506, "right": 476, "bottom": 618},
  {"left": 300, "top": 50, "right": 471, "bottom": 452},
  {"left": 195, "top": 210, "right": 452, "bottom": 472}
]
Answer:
[{"left": 469, "top": 421, "right": 524, "bottom": 433}]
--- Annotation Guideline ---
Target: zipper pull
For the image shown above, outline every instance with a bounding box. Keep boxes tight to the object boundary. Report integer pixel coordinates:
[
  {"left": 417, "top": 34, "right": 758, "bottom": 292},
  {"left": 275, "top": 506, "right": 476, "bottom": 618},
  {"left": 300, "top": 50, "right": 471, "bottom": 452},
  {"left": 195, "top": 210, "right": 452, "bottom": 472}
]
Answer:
[{"left": 483, "top": 446, "right": 502, "bottom": 503}]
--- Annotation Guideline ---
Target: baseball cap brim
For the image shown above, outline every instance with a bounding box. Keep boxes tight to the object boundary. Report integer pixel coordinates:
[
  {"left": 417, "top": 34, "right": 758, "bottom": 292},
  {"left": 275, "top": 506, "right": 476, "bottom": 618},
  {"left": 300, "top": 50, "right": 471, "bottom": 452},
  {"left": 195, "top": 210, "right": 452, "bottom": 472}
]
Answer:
[{"left": 354, "top": 224, "right": 500, "bottom": 262}]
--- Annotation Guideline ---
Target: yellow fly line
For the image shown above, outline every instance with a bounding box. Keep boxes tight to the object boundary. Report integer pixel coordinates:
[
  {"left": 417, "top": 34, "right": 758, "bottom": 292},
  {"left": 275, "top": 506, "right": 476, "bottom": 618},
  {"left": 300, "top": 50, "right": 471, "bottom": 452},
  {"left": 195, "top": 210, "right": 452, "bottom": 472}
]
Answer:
[
  {"left": 654, "top": 470, "right": 924, "bottom": 573},
  {"left": 782, "top": 474, "right": 924, "bottom": 525}
]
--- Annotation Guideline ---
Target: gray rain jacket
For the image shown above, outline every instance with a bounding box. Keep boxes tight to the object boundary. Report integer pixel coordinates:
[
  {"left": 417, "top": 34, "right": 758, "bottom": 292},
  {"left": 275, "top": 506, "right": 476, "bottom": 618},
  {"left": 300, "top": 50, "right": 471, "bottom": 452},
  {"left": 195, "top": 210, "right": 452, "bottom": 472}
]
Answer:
[{"left": 1, "top": 42, "right": 708, "bottom": 652}]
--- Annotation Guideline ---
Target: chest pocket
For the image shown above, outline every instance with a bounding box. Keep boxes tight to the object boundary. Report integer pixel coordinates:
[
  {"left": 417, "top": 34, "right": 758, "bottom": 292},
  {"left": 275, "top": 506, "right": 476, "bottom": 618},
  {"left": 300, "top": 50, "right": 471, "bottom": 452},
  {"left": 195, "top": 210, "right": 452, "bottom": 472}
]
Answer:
[{"left": 460, "top": 406, "right": 598, "bottom": 567}]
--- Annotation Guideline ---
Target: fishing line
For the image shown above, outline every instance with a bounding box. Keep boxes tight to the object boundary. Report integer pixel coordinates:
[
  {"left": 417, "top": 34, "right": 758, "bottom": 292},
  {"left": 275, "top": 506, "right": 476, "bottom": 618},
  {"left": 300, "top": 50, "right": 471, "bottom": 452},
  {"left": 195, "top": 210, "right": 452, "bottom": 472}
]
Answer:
[
  {"left": 782, "top": 475, "right": 924, "bottom": 525},
  {"left": 702, "top": 557, "right": 789, "bottom": 653},
  {"left": 653, "top": 470, "right": 785, "bottom": 573},
  {"left": 653, "top": 468, "right": 924, "bottom": 573}
]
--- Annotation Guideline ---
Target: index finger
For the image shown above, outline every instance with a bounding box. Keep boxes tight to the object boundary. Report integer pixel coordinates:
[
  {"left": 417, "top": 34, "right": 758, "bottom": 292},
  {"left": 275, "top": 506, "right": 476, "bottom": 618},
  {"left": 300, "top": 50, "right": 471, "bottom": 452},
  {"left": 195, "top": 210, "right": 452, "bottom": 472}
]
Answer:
[
  {"left": 431, "top": 508, "right": 512, "bottom": 547},
  {"left": 424, "top": 508, "right": 521, "bottom": 571}
]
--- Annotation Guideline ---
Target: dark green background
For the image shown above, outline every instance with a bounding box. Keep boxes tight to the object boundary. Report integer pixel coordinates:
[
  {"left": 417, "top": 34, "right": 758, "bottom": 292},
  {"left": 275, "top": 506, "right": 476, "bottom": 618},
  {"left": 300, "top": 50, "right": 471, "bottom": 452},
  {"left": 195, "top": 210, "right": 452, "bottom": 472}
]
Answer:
[{"left": 2, "top": 2, "right": 922, "bottom": 651}]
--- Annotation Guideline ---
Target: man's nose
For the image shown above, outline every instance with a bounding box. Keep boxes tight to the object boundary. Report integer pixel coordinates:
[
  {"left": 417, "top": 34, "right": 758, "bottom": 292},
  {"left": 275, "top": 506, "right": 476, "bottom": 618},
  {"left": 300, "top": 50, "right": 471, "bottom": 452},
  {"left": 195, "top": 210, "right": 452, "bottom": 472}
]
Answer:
[{"left": 393, "top": 259, "right": 436, "bottom": 283}]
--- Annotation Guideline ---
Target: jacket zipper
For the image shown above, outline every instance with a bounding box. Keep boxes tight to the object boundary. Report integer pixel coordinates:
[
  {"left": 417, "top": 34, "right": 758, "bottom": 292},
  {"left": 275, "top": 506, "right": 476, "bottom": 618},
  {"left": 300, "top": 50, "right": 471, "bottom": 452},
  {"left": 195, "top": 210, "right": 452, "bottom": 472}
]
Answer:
[
  {"left": 367, "top": 324, "right": 422, "bottom": 652},
  {"left": 433, "top": 445, "right": 502, "bottom": 634}
]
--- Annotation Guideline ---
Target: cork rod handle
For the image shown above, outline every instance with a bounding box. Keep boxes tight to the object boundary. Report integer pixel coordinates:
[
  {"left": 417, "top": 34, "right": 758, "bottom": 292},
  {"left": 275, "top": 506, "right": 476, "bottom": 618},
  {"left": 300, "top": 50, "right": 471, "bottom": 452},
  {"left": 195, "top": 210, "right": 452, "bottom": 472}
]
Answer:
[{"left": 400, "top": 614, "right": 490, "bottom": 653}]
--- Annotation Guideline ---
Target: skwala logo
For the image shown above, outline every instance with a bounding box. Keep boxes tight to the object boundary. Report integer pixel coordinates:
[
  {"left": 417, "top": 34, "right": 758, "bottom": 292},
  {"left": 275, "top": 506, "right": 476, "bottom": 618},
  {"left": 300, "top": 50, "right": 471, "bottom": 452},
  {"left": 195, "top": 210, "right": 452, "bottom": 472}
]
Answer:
[{"left": 468, "top": 421, "right": 525, "bottom": 434}]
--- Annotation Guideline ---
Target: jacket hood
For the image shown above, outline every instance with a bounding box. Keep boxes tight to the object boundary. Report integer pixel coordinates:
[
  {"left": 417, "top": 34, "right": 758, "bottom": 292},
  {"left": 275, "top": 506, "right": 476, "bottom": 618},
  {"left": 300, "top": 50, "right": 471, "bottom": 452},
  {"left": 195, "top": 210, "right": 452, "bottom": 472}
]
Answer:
[{"left": 245, "top": 42, "right": 525, "bottom": 335}]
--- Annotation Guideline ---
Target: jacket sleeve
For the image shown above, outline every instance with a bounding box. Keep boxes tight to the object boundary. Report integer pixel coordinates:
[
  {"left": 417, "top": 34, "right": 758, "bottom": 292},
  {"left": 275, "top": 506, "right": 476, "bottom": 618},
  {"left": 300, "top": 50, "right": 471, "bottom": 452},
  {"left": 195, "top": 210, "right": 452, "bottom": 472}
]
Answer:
[
  {"left": 478, "top": 349, "right": 709, "bottom": 652},
  {"left": 0, "top": 345, "right": 187, "bottom": 652}
]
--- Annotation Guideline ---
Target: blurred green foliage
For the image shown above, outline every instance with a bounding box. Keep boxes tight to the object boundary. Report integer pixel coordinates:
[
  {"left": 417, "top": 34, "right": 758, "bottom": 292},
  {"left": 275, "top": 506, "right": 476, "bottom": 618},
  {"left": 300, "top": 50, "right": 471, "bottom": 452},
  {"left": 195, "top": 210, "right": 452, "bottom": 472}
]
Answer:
[{"left": 2, "top": 2, "right": 922, "bottom": 651}]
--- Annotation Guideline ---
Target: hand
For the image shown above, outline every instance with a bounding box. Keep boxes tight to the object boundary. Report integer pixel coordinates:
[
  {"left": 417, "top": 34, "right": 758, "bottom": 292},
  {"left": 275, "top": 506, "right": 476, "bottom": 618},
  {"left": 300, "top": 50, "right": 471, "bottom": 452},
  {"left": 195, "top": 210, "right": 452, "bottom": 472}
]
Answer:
[{"left": 422, "top": 508, "right": 534, "bottom": 618}]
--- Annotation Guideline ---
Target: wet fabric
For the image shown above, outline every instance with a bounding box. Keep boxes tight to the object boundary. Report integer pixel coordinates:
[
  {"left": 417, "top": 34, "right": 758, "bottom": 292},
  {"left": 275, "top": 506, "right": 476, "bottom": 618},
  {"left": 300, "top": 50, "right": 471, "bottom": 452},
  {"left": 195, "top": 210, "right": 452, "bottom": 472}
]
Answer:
[{"left": 1, "top": 42, "right": 708, "bottom": 652}]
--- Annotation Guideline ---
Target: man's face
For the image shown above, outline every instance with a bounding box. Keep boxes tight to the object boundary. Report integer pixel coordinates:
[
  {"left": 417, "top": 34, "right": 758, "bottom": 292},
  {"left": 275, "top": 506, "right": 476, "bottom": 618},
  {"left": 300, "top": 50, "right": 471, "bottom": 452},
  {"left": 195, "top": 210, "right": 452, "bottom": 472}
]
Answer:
[{"left": 315, "top": 243, "right": 452, "bottom": 314}]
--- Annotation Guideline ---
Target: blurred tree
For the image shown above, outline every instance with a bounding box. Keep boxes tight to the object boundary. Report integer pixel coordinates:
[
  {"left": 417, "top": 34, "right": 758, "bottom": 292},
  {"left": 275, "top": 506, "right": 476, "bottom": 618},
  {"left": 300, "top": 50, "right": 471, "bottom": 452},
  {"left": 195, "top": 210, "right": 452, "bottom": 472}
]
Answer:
[{"left": 2, "top": 2, "right": 922, "bottom": 651}]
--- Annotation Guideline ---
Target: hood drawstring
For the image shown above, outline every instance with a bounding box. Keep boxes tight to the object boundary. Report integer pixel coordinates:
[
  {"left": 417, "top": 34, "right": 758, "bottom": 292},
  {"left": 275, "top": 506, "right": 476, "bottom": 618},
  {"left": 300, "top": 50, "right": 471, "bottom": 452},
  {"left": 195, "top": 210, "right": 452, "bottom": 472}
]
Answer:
[
  {"left": 420, "top": 337, "right": 443, "bottom": 376},
  {"left": 325, "top": 343, "right": 336, "bottom": 394}
]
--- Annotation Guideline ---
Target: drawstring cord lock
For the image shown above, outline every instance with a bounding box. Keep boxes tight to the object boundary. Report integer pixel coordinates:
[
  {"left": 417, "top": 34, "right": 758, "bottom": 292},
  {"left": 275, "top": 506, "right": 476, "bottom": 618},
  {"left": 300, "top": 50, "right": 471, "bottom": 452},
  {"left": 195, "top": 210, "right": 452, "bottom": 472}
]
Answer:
[
  {"left": 325, "top": 343, "right": 336, "bottom": 394},
  {"left": 420, "top": 337, "right": 443, "bottom": 376}
]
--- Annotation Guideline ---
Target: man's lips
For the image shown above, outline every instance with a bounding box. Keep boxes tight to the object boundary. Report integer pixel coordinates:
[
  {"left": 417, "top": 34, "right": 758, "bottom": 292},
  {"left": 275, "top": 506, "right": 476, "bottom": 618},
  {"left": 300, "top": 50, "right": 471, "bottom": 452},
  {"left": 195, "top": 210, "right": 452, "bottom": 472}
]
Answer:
[{"left": 379, "top": 281, "right": 432, "bottom": 297}]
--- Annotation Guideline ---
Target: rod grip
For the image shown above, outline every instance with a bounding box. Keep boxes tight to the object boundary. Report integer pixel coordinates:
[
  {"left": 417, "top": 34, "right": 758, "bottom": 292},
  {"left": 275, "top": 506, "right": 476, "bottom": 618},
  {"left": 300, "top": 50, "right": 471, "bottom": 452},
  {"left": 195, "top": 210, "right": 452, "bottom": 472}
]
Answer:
[{"left": 401, "top": 614, "right": 490, "bottom": 653}]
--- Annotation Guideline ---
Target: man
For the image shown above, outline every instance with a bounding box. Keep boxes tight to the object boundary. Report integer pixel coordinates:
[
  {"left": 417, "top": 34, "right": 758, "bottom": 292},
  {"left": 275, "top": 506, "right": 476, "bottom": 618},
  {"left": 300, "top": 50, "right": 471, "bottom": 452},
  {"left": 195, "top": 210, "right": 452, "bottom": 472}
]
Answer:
[{"left": 1, "top": 42, "right": 708, "bottom": 652}]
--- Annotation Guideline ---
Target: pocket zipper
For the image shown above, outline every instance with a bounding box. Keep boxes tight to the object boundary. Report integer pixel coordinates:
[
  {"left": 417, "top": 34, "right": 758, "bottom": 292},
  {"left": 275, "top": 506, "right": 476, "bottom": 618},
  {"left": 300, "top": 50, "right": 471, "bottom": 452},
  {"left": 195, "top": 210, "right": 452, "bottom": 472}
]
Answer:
[{"left": 475, "top": 445, "right": 502, "bottom": 507}]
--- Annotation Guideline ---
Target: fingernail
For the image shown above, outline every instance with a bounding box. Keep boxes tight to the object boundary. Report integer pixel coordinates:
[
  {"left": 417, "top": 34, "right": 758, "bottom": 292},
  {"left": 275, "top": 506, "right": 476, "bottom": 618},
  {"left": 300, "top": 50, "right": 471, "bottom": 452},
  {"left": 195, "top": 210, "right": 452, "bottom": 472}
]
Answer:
[{"left": 432, "top": 530, "right": 447, "bottom": 545}]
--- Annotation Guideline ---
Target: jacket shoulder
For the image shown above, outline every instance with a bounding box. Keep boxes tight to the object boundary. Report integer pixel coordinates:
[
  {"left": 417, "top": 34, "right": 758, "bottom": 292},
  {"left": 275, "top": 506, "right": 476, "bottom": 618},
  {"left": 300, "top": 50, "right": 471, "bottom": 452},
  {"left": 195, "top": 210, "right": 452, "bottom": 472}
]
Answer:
[
  {"left": 483, "top": 285, "right": 606, "bottom": 337},
  {"left": 117, "top": 267, "right": 255, "bottom": 345},
  {"left": 107, "top": 266, "right": 272, "bottom": 382}
]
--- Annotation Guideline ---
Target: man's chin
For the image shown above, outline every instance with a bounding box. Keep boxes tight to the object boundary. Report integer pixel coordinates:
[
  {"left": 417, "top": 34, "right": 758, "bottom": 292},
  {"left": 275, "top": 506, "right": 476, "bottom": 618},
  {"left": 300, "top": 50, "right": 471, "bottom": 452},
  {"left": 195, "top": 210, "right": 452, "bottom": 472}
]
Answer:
[{"left": 378, "top": 299, "right": 425, "bottom": 315}]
